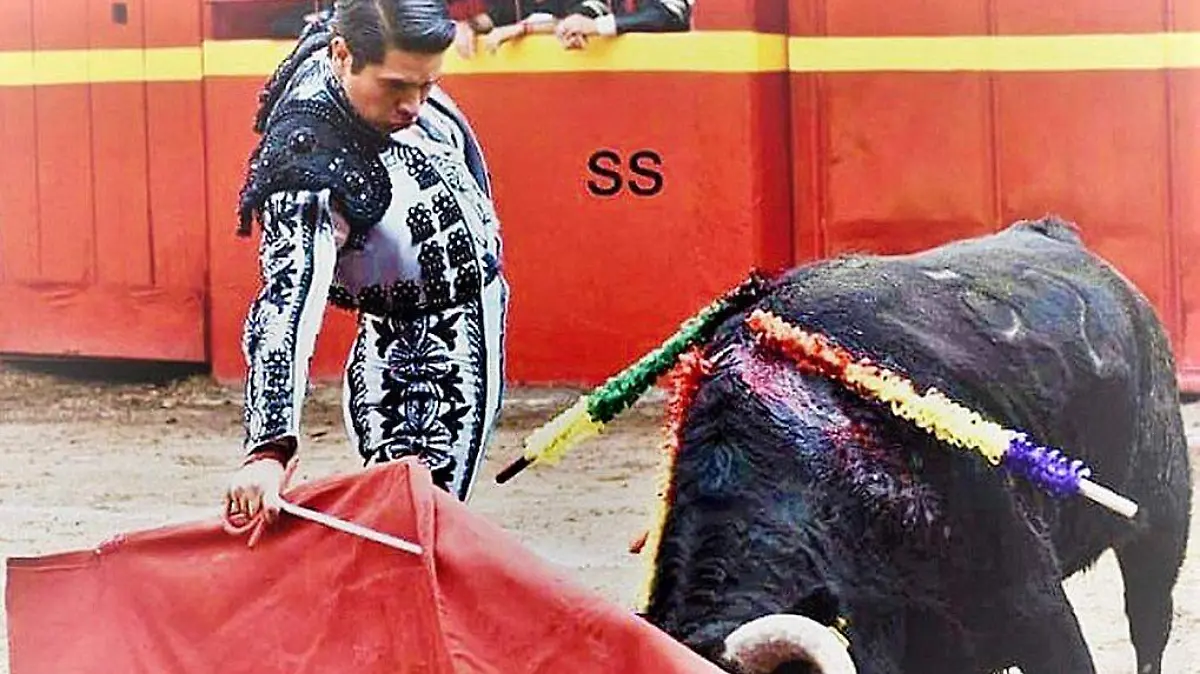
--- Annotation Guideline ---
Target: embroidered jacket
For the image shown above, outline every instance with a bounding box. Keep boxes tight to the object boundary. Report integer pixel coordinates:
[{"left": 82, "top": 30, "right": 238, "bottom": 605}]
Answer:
[{"left": 238, "top": 31, "right": 502, "bottom": 456}]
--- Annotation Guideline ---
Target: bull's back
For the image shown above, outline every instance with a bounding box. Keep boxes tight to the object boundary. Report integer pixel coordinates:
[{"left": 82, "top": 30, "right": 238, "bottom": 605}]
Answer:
[{"left": 755, "top": 218, "right": 1183, "bottom": 546}]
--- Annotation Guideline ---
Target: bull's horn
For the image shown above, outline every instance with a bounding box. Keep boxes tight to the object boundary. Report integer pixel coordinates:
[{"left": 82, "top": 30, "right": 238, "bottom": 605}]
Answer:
[{"left": 721, "top": 614, "right": 856, "bottom": 674}]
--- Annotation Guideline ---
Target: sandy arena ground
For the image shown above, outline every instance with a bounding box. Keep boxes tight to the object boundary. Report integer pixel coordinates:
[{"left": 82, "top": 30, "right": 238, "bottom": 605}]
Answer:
[{"left": 0, "top": 360, "right": 1197, "bottom": 673}]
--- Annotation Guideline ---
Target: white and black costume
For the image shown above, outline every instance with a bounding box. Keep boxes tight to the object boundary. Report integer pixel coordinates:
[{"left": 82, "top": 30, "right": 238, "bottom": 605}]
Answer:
[{"left": 236, "top": 20, "right": 506, "bottom": 501}]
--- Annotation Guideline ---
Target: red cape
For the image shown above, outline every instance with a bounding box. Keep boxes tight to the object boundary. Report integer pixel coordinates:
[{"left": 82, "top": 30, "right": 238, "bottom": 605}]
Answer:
[{"left": 6, "top": 460, "right": 721, "bottom": 673}]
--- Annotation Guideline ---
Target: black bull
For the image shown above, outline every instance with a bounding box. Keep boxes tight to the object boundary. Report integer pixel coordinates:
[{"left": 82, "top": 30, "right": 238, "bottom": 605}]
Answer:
[{"left": 641, "top": 218, "right": 1193, "bottom": 674}]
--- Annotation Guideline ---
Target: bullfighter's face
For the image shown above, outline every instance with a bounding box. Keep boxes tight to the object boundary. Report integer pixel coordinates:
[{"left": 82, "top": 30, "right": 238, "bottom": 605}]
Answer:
[{"left": 330, "top": 36, "right": 442, "bottom": 134}]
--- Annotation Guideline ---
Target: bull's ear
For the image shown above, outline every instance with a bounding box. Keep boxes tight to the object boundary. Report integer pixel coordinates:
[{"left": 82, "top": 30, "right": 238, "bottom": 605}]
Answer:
[{"left": 793, "top": 585, "right": 841, "bottom": 626}]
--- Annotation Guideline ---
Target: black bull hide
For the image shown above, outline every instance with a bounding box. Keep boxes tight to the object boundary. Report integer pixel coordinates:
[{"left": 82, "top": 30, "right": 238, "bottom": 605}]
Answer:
[{"left": 643, "top": 218, "right": 1192, "bottom": 674}]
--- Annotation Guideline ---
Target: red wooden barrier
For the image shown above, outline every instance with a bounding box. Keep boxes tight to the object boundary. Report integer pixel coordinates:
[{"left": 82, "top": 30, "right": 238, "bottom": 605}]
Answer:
[
  {"left": 0, "top": 0, "right": 39, "bottom": 284},
  {"left": 0, "top": 0, "right": 207, "bottom": 362},
  {"left": 790, "top": 0, "right": 1197, "bottom": 390},
  {"left": 1174, "top": 4, "right": 1200, "bottom": 391},
  {"left": 3, "top": 0, "right": 1199, "bottom": 393}
]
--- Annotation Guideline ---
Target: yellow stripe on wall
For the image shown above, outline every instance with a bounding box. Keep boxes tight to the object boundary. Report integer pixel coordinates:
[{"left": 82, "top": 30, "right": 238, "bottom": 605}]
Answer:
[
  {"left": 2, "top": 31, "right": 1200, "bottom": 87},
  {"left": 201, "top": 40, "right": 295, "bottom": 78},
  {"left": 144, "top": 47, "right": 205, "bottom": 81},
  {"left": 204, "top": 32, "right": 788, "bottom": 76},
  {"left": 0, "top": 50, "right": 35, "bottom": 86},
  {"left": 0, "top": 47, "right": 203, "bottom": 86},
  {"left": 790, "top": 32, "right": 1200, "bottom": 72}
]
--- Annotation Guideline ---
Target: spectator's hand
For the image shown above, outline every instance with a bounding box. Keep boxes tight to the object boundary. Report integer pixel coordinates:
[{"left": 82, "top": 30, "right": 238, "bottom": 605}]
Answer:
[
  {"left": 483, "top": 23, "right": 525, "bottom": 54},
  {"left": 453, "top": 20, "right": 477, "bottom": 59},
  {"left": 224, "top": 458, "right": 285, "bottom": 525},
  {"left": 468, "top": 12, "right": 495, "bottom": 34},
  {"left": 555, "top": 14, "right": 598, "bottom": 49}
]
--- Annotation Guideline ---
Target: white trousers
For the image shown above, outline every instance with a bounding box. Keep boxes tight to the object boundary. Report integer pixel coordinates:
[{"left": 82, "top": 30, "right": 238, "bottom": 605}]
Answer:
[{"left": 341, "top": 276, "right": 508, "bottom": 502}]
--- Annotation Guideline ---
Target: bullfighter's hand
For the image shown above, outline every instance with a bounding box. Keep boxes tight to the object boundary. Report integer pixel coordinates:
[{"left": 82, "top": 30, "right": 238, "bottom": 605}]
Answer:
[{"left": 224, "top": 459, "right": 285, "bottom": 525}]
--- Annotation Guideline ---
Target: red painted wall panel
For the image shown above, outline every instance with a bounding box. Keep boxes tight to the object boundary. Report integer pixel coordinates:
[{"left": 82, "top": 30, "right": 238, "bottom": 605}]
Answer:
[
  {"left": 146, "top": 0, "right": 207, "bottom": 297},
  {"left": 0, "top": 285, "right": 206, "bottom": 361},
  {"left": 32, "top": 0, "right": 88, "bottom": 49},
  {"left": 1173, "top": 0, "right": 1200, "bottom": 387},
  {"left": 993, "top": 0, "right": 1178, "bottom": 363},
  {"left": 32, "top": 0, "right": 93, "bottom": 283},
  {"left": 824, "top": 0, "right": 988, "bottom": 35},
  {"left": 0, "top": 87, "right": 39, "bottom": 283},
  {"left": 1178, "top": 0, "right": 1200, "bottom": 31},
  {"left": 148, "top": 82, "right": 209, "bottom": 294},
  {"left": 33, "top": 87, "right": 94, "bottom": 283},
  {"left": 91, "top": 83, "right": 153, "bottom": 286},
  {"left": 89, "top": 0, "right": 142, "bottom": 48},
  {"left": 821, "top": 73, "right": 997, "bottom": 256},
  {"left": 0, "top": 0, "right": 32, "bottom": 47},
  {"left": 994, "top": 73, "right": 1173, "bottom": 330},
  {"left": 147, "top": 0, "right": 202, "bottom": 47},
  {"left": 789, "top": 73, "right": 823, "bottom": 263},
  {"left": 90, "top": 0, "right": 152, "bottom": 286},
  {"left": 801, "top": 0, "right": 997, "bottom": 261},
  {"left": 1173, "top": 71, "right": 1200, "bottom": 387},
  {"left": 692, "top": 0, "right": 787, "bottom": 32},
  {"left": 0, "top": 0, "right": 39, "bottom": 283},
  {"left": 11, "top": 0, "right": 1199, "bottom": 394},
  {"left": 747, "top": 74, "right": 795, "bottom": 271},
  {"left": 789, "top": 0, "right": 823, "bottom": 263},
  {"left": 1, "top": 0, "right": 208, "bottom": 362},
  {"left": 993, "top": 0, "right": 1167, "bottom": 34}
]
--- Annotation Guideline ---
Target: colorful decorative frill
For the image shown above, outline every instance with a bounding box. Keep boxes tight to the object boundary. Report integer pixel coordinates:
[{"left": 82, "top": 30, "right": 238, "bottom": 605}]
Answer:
[
  {"left": 494, "top": 272, "right": 772, "bottom": 484},
  {"left": 745, "top": 309, "right": 1139, "bottom": 519},
  {"left": 634, "top": 347, "right": 711, "bottom": 609}
]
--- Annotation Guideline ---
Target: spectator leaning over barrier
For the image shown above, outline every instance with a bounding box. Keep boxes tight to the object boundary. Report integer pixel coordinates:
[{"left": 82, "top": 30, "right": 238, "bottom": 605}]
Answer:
[
  {"left": 482, "top": 10, "right": 565, "bottom": 53},
  {"left": 450, "top": 1, "right": 577, "bottom": 56},
  {"left": 556, "top": 0, "right": 693, "bottom": 47},
  {"left": 447, "top": 0, "right": 497, "bottom": 58},
  {"left": 224, "top": 0, "right": 509, "bottom": 524}
]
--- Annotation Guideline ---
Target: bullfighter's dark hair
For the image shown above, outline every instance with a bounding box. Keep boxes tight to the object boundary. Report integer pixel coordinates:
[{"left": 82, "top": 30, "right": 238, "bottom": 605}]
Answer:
[{"left": 333, "top": 0, "right": 455, "bottom": 72}]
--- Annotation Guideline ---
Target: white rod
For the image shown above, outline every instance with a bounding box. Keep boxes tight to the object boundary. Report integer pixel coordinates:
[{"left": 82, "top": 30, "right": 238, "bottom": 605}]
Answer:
[
  {"left": 1078, "top": 479, "right": 1139, "bottom": 520},
  {"left": 279, "top": 500, "right": 424, "bottom": 555}
]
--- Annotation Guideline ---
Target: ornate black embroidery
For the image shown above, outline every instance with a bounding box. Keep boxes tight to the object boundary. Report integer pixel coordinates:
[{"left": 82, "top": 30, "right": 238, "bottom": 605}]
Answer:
[
  {"left": 425, "top": 278, "right": 452, "bottom": 309},
  {"left": 370, "top": 313, "right": 472, "bottom": 490},
  {"left": 432, "top": 191, "right": 463, "bottom": 230},
  {"left": 393, "top": 280, "right": 422, "bottom": 307},
  {"left": 243, "top": 195, "right": 322, "bottom": 447},
  {"left": 446, "top": 230, "right": 472, "bottom": 267},
  {"left": 418, "top": 241, "right": 447, "bottom": 278},
  {"left": 454, "top": 265, "right": 481, "bottom": 296},
  {"left": 400, "top": 145, "right": 440, "bottom": 190},
  {"left": 238, "top": 40, "right": 391, "bottom": 251},
  {"left": 346, "top": 324, "right": 373, "bottom": 451},
  {"left": 328, "top": 262, "right": 499, "bottom": 320},
  {"left": 407, "top": 203, "right": 436, "bottom": 244}
]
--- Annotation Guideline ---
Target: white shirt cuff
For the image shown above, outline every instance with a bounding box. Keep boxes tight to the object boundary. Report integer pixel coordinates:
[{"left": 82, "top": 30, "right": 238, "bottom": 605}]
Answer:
[{"left": 596, "top": 14, "right": 618, "bottom": 36}]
